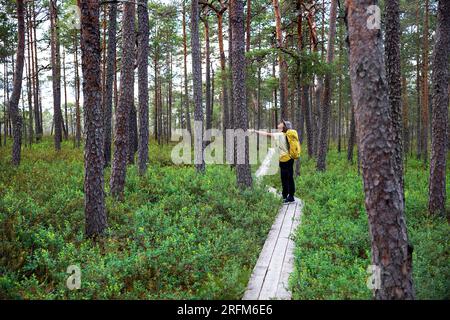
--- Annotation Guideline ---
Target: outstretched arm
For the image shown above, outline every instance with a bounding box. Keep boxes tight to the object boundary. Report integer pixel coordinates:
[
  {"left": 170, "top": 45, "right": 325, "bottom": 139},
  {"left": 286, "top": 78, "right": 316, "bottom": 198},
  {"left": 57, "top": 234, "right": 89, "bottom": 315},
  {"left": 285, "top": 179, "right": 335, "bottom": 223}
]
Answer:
[{"left": 248, "top": 129, "right": 275, "bottom": 137}]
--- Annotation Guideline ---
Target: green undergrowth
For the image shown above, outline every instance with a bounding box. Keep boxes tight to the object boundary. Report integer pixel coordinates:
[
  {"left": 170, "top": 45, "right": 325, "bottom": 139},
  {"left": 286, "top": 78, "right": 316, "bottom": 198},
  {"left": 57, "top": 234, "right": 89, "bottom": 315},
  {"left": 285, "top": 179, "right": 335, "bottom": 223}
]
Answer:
[
  {"left": 264, "top": 148, "right": 449, "bottom": 299},
  {"left": 0, "top": 138, "right": 279, "bottom": 299}
]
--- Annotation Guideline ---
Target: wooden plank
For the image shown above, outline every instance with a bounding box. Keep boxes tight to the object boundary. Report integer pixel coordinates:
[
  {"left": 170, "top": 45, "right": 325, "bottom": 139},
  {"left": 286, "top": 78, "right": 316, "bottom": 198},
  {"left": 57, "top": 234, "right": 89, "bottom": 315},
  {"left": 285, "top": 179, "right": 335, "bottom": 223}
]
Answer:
[
  {"left": 243, "top": 148, "right": 305, "bottom": 300},
  {"left": 242, "top": 204, "right": 289, "bottom": 300},
  {"left": 242, "top": 265, "right": 268, "bottom": 300},
  {"left": 258, "top": 202, "right": 297, "bottom": 299}
]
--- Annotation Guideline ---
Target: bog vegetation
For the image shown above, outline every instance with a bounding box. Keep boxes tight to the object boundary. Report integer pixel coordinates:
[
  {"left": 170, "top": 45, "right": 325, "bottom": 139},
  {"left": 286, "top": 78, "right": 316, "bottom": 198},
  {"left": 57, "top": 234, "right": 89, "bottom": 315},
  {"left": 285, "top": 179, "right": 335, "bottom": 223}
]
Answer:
[{"left": 0, "top": 0, "right": 449, "bottom": 300}]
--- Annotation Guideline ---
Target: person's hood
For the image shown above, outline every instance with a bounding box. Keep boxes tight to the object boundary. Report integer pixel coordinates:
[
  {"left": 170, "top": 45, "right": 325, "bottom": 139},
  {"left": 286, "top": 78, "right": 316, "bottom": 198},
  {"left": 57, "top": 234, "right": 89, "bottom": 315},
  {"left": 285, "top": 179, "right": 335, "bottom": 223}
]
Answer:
[{"left": 282, "top": 120, "right": 293, "bottom": 130}]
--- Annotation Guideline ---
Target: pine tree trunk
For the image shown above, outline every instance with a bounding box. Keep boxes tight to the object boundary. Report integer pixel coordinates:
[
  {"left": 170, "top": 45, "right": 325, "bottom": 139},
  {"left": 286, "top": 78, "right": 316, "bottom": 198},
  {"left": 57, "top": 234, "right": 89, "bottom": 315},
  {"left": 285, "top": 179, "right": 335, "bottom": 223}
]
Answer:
[
  {"left": 32, "top": 0, "right": 42, "bottom": 140},
  {"left": 217, "top": 11, "right": 229, "bottom": 143},
  {"left": 204, "top": 13, "right": 212, "bottom": 134},
  {"left": 231, "top": 0, "right": 252, "bottom": 188},
  {"left": 74, "top": 36, "right": 81, "bottom": 148},
  {"left": 421, "top": 0, "right": 430, "bottom": 163},
  {"left": 385, "top": 0, "right": 404, "bottom": 202},
  {"left": 103, "top": 2, "right": 117, "bottom": 167},
  {"left": 50, "top": 0, "right": 62, "bottom": 151},
  {"left": 26, "top": 5, "right": 33, "bottom": 146},
  {"left": 316, "top": 0, "right": 337, "bottom": 171},
  {"left": 191, "top": 0, "right": 205, "bottom": 172},
  {"left": 137, "top": 0, "right": 149, "bottom": 175},
  {"left": 182, "top": 1, "right": 192, "bottom": 134},
  {"left": 428, "top": 0, "right": 450, "bottom": 215},
  {"left": 401, "top": 77, "right": 410, "bottom": 159},
  {"left": 347, "top": 97, "right": 356, "bottom": 163},
  {"left": 345, "top": 0, "right": 414, "bottom": 299},
  {"left": 272, "top": 0, "right": 288, "bottom": 119},
  {"left": 110, "top": 1, "right": 135, "bottom": 199},
  {"left": 79, "top": 0, "right": 107, "bottom": 238},
  {"left": 62, "top": 48, "right": 68, "bottom": 140},
  {"left": 9, "top": 0, "right": 25, "bottom": 166}
]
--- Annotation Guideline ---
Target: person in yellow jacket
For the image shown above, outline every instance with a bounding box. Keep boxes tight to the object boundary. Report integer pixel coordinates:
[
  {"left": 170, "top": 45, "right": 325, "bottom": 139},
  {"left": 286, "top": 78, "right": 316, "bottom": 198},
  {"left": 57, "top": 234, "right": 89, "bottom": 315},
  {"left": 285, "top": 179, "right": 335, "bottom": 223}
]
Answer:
[{"left": 250, "top": 120, "right": 298, "bottom": 204}]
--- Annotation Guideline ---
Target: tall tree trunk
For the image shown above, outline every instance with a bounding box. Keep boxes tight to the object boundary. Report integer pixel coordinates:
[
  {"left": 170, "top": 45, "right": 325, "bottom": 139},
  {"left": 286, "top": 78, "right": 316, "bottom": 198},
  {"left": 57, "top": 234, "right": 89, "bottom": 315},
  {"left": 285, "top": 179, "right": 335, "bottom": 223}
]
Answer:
[
  {"left": 295, "top": 0, "right": 304, "bottom": 175},
  {"left": 428, "top": 0, "right": 450, "bottom": 215},
  {"left": 347, "top": 98, "right": 356, "bottom": 163},
  {"left": 246, "top": 0, "right": 251, "bottom": 52},
  {"left": 316, "top": 0, "right": 337, "bottom": 171},
  {"left": 385, "top": 0, "right": 404, "bottom": 202},
  {"left": 50, "top": 0, "right": 62, "bottom": 150},
  {"left": 345, "top": 0, "right": 414, "bottom": 300},
  {"left": 9, "top": 0, "right": 25, "bottom": 165},
  {"left": 415, "top": 0, "right": 421, "bottom": 159},
  {"left": 421, "top": 0, "right": 430, "bottom": 163},
  {"left": 103, "top": 2, "right": 117, "bottom": 167},
  {"left": 26, "top": 5, "right": 33, "bottom": 146},
  {"left": 128, "top": 102, "right": 138, "bottom": 164},
  {"left": 191, "top": 0, "right": 205, "bottom": 172},
  {"left": 32, "top": 0, "right": 42, "bottom": 140},
  {"left": 3, "top": 60, "right": 8, "bottom": 146},
  {"left": 231, "top": 0, "right": 252, "bottom": 188},
  {"left": 74, "top": 36, "right": 82, "bottom": 148},
  {"left": 154, "top": 54, "right": 159, "bottom": 142},
  {"left": 402, "top": 77, "right": 410, "bottom": 160},
  {"left": 137, "top": 0, "right": 149, "bottom": 175},
  {"left": 62, "top": 48, "right": 68, "bottom": 140},
  {"left": 272, "top": 0, "right": 288, "bottom": 119},
  {"left": 110, "top": 1, "right": 135, "bottom": 199},
  {"left": 182, "top": 1, "right": 192, "bottom": 134},
  {"left": 79, "top": 0, "right": 107, "bottom": 238},
  {"left": 203, "top": 12, "right": 212, "bottom": 135},
  {"left": 217, "top": 11, "right": 229, "bottom": 145}
]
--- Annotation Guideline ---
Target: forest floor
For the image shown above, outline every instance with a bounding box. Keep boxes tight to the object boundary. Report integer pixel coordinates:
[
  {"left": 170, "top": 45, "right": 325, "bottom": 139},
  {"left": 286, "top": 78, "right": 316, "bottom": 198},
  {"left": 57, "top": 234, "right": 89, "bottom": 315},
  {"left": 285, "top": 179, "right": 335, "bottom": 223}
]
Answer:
[
  {"left": 0, "top": 138, "right": 448, "bottom": 299},
  {"left": 0, "top": 138, "right": 280, "bottom": 299},
  {"left": 263, "top": 149, "right": 450, "bottom": 299}
]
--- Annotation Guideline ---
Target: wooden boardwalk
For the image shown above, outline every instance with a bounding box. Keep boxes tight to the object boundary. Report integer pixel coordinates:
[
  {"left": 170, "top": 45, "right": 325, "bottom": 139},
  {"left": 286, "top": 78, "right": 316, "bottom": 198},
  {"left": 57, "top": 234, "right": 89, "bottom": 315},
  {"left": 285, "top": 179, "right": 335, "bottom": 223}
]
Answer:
[{"left": 243, "top": 150, "right": 303, "bottom": 300}]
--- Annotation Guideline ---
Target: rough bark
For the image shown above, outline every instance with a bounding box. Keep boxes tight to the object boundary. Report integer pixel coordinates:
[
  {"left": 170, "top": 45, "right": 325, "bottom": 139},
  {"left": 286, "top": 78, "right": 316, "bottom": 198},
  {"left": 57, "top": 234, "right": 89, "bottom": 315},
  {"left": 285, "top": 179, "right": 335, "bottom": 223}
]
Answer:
[
  {"left": 415, "top": 0, "right": 421, "bottom": 159},
  {"left": 231, "top": 0, "right": 252, "bottom": 188},
  {"left": 128, "top": 101, "right": 138, "bottom": 164},
  {"left": 191, "top": 0, "right": 205, "bottom": 172},
  {"left": 137, "top": 0, "right": 149, "bottom": 175},
  {"left": 182, "top": 1, "right": 192, "bottom": 134},
  {"left": 345, "top": 0, "right": 415, "bottom": 300},
  {"left": 272, "top": 0, "right": 288, "bottom": 119},
  {"left": 110, "top": 1, "right": 135, "bottom": 199},
  {"left": 103, "top": 2, "right": 117, "bottom": 167},
  {"left": 203, "top": 12, "right": 212, "bottom": 133},
  {"left": 421, "top": 0, "right": 430, "bottom": 163},
  {"left": 79, "top": 0, "right": 107, "bottom": 238},
  {"left": 62, "top": 48, "right": 69, "bottom": 140},
  {"left": 218, "top": 12, "right": 229, "bottom": 141},
  {"left": 32, "top": 0, "right": 42, "bottom": 140},
  {"left": 50, "top": 0, "right": 62, "bottom": 151},
  {"left": 428, "top": 0, "right": 450, "bottom": 215},
  {"left": 347, "top": 99, "right": 356, "bottom": 163},
  {"left": 25, "top": 5, "right": 33, "bottom": 146},
  {"left": 385, "top": 0, "right": 404, "bottom": 201},
  {"left": 246, "top": 0, "right": 251, "bottom": 52},
  {"left": 9, "top": 0, "right": 25, "bottom": 166},
  {"left": 401, "top": 77, "right": 410, "bottom": 158},
  {"left": 316, "top": 0, "right": 337, "bottom": 171},
  {"left": 74, "top": 36, "right": 81, "bottom": 148}
]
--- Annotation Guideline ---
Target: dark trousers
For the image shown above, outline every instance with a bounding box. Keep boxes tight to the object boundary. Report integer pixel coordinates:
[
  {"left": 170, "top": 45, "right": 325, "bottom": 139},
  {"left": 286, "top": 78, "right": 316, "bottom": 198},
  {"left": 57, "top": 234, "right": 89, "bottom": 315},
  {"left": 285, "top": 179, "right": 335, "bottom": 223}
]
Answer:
[{"left": 279, "top": 159, "right": 295, "bottom": 200}]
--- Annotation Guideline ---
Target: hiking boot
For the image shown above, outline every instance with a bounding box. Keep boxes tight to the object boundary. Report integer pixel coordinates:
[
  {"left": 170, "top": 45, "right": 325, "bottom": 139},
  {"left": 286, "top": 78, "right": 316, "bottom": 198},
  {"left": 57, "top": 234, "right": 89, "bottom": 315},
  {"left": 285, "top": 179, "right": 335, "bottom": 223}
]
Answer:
[{"left": 286, "top": 196, "right": 295, "bottom": 203}]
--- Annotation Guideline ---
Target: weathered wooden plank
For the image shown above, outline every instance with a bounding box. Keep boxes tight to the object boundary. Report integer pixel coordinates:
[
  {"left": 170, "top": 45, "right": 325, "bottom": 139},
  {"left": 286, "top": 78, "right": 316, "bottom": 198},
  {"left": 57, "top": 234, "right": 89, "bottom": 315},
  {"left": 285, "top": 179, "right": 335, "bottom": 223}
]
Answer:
[
  {"left": 242, "top": 265, "right": 268, "bottom": 300},
  {"left": 258, "top": 202, "right": 296, "bottom": 299},
  {"left": 244, "top": 147, "right": 304, "bottom": 300},
  {"left": 242, "top": 204, "right": 289, "bottom": 300}
]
